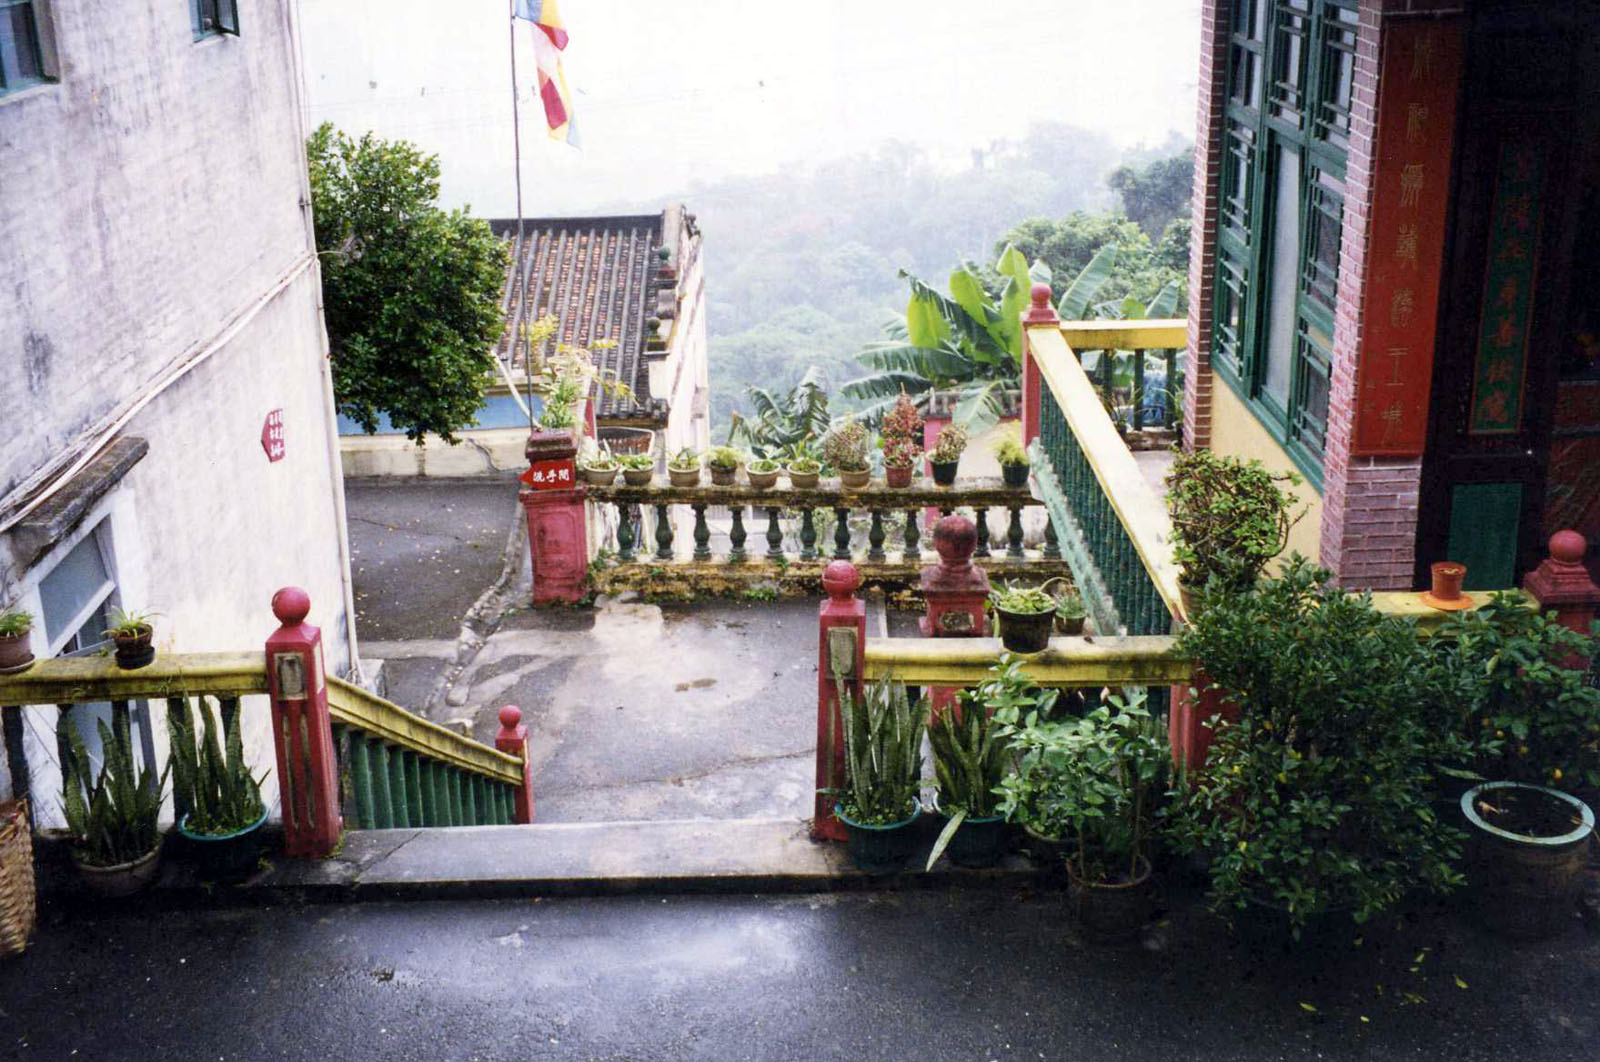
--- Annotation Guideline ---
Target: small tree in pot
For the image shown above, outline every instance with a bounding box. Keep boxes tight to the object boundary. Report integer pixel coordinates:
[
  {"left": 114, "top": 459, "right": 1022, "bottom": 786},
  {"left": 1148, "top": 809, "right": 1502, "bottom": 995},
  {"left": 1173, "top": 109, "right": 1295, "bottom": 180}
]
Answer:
[
  {"left": 834, "top": 673, "right": 927, "bottom": 871},
  {"left": 994, "top": 430, "right": 1030, "bottom": 488},
  {"left": 1165, "top": 449, "right": 1301, "bottom": 613},
  {"left": 928, "top": 424, "right": 968, "bottom": 486},
  {"left": 823, "top": 421, "right": 872, "bottom": 490},
  {"left": 880, "top": 393, "right": 923, "bottom": 488}
]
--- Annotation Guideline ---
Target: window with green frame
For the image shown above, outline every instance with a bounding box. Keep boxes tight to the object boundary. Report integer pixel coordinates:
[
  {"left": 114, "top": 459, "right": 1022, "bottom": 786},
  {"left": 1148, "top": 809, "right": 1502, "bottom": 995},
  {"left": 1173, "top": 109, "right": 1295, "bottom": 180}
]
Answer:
[
  {"left": 192, "top": 0, "right": 240, "bottom": 40},
  {"left": 1212, "top": 0, "right": 1357, "bottom": 487},
  {"left": 0, "top": 0, "right": 47, "bottom": 96}
]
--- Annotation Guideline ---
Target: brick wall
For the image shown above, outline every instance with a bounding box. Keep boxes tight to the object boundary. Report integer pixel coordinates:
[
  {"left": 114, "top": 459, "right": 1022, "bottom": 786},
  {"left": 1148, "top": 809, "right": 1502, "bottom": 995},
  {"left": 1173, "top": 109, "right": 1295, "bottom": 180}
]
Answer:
[{"left": 1182, "top": 0, "right": 1231, "bottom": 453}]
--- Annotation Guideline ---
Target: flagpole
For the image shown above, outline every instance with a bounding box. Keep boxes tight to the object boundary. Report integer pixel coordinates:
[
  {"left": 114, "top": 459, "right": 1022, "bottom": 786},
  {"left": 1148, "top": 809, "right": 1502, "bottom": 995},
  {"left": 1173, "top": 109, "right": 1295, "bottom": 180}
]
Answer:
[{"left": 509, "top": 1, "right": 534, "bottom": 431}]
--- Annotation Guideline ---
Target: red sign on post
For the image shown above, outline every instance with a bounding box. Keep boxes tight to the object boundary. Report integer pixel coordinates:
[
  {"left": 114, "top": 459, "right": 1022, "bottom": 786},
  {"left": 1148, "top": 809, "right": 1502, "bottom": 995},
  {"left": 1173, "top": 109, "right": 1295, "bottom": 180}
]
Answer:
[
  {"left": 519, "top": 458, "right": 576, "bottom": 491},
  {"left": 1352, "top": 18, "right": 1464, "bottom": 457},
  {"left": 261, "top": 409, "right": 285, "bottom": 462}
]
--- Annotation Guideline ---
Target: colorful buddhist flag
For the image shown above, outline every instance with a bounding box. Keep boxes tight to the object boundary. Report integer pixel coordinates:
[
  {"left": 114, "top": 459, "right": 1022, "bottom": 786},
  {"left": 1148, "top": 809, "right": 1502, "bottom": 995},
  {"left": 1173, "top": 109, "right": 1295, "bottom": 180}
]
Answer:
[{"left": 513, "top": 0, "right": 577, "bottom": 143}]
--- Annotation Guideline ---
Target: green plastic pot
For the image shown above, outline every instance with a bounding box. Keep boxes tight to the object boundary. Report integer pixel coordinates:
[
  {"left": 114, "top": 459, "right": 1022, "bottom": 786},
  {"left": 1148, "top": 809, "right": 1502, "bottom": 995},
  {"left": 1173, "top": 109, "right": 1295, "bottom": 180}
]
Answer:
[
  {"left": 178, "top": 809, "right": 268, "bottom": 878},
  {"left": 835, "top": 803, "right": 921, "bottom": 872},
  {"left": 943, "top": 813, "right": 1009, "bottom": 868},
  {"left": 1461, "top": 781, "right": 1595, "bottom": 940},
  {"left": 1001, "top": 463, "right": 1029, "bottom": 488},
  {"left": 995, "top": 606, "right": 1053, "bottom": 653}
]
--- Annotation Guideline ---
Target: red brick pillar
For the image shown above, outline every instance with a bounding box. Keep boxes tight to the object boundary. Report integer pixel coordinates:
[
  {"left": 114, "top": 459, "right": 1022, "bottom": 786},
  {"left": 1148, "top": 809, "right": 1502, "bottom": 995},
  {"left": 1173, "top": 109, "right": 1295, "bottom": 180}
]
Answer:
[
  {"left": 265, "top": 587, "right": 343, "bottom": 858},
  {"left": 1523, "top": 530, "right": 1600, "bottom": 669},
  {"left": 494, "top": 705, "right": 536, "bottom": 825},
  {"left": 813, "top": 560, "right": 865, "bottom": 842},
  {"left": 920, "top": 515, "right": 990, "bottom": 721},
  {"left": 520, "top": 429, "right": 589, "bottom": 605},
  {"left": 1020, "top": 282, "right": 1057, "bottom": 446}
]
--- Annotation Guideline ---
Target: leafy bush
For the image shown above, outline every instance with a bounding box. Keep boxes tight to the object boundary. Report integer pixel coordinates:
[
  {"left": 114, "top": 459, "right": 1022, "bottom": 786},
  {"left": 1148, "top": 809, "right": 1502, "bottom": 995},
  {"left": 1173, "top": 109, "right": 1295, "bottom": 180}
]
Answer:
[
  {"left": 880, "top": 393, "right": 924, "bottom": 468},
  {"left": 929, "top": 424, "right": 968, "bottom": 463},
  {"left": 0, "top": 607, "right": 32, "bottom": 638},
  {"left": 1165, "top": 449, "right": 1301, "bottom": 592},
  {"left": 167, "top": 697, "right": 268, "bottom": 836},
  {"left": 836, "top": 674, "right": 926, "bottom": 825},
  {"left": 1168, "top": 558, "right": 1465, "bottom": 932},
  {"left": 991, "top": 580, "right": 1060, "bottom": 615},
  {"left": 822, "top": 421, "right": 871, "bottom": 473},
  {"left": 705, "top": 445, "right": 745, "bottom": 472},
  {"left": 993, "top": 432, "right": 1029, "bottom": 468},
  {"left": 59, "top": 710, "right": 168, "bottom": 867},
  {"left": 882, "top": 436, "right": 920, "bottom": 469}
]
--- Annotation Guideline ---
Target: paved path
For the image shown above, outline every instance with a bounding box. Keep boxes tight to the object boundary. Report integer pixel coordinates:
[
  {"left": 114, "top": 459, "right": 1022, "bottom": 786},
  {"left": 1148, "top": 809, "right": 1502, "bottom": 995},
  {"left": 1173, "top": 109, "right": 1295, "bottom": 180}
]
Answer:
[{"left": 3, "top": 888, "right": 1595, "bottom": 1061}]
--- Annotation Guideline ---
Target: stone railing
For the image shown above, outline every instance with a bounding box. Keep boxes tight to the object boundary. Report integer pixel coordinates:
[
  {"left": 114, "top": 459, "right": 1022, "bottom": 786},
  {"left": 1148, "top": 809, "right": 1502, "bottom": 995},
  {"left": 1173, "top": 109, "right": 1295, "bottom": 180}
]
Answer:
[{"left": 583, "top": 477, "right": 1071, "bottom": 597}]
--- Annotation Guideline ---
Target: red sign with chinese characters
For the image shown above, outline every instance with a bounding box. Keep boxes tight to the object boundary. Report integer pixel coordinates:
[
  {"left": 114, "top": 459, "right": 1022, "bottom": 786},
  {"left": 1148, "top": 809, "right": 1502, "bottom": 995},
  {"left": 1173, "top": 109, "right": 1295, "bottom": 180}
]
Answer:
[
  {"left": 261, "top": 409, "right": 285, "bottom": 463},
  {"left": 519, "top": 458, "right": 576, "bottom": 491},
  {"left": 1352, "top": 18, "right": 1464, "bottom": 457}
]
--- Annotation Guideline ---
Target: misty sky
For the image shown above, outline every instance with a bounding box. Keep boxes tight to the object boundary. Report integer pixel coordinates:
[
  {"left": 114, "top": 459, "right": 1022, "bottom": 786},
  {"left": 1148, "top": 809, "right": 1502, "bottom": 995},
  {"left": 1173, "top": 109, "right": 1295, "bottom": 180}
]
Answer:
[{"left": 301, "top": 0, "right": 1202, "bottom": 217}]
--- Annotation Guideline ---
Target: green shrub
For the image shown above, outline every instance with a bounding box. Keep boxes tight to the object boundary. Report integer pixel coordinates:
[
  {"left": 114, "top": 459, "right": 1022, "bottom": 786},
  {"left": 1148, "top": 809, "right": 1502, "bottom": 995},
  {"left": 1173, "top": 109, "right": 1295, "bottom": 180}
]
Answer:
[{"left": 1165, "top": 449, "right": 1301, "bottom": 592}]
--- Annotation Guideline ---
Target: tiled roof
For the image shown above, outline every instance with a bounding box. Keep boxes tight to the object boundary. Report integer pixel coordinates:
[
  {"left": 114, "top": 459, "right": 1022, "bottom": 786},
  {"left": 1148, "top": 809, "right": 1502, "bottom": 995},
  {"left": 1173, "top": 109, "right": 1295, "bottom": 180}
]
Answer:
[{"left": 490, "top": 214, "right": 664, "bottom": 422}]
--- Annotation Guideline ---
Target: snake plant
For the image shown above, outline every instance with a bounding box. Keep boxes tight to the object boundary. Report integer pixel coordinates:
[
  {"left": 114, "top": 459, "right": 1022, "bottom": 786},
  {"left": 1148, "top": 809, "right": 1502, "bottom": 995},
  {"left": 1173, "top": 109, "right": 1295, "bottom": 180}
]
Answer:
[
  {"left": 925, "top": 690, "right": 1011, "bottom": 869},
  {"left": 166, "top": 696, "right": 268, "bottom": 836},
  {"left": 835, "top": 671, "right": 926, "bottom": 826},
  {"left": 59, "top": 709, "right": 168, "bottom": 867}
]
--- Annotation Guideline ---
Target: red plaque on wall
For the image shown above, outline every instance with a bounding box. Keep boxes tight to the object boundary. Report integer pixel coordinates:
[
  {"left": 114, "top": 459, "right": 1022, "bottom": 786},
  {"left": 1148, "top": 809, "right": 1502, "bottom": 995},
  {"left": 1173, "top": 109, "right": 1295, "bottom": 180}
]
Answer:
[
  {"left": 1352, "top": 18, "right": 1464, "bottom": 456},
  {"left": 519, "top": 458, "right": 576, "bottom": 491},
  {"left": 261, "top": 409, "right": 285, "bottom": 462}
]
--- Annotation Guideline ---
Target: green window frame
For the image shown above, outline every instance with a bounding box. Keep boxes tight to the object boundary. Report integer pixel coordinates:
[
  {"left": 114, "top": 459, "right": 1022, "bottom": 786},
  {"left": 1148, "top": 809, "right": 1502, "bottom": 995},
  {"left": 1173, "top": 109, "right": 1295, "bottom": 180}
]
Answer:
[
  {"left": 191, "top": 0, "right": 240, "bottom": 40},
  {"left": 1212, "top": 0, "right": 1357, "bottom": 488},
  {"left": 0, "top": 0, "right": 47, "bottom": 96}
]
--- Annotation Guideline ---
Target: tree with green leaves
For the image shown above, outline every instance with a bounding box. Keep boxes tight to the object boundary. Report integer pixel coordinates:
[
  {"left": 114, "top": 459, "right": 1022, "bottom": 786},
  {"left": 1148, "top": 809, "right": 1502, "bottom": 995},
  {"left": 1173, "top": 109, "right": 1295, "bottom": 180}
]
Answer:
[
  {"left": 1108, "top": 148, "right": 1195, "bottom": 239},
  {"left": 308, "top": 123, "right": 509, "bottom": 443}
]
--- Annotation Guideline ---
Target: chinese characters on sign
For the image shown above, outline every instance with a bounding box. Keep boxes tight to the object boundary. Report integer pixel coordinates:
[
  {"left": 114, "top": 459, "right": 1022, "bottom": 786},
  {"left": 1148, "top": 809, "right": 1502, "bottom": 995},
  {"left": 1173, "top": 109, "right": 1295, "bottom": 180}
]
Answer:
[
  {"left": 1353, "top": 19, "right": 1463, "bottom": 456},
  {"left": 1467, "top": 142, "right": 1544, "bottom": 435},
  {"left": 519, "top": 458, "right": 577, "bottom": 491},
  {"left": 261, "top": 409, "right": 286, "bottom": 462}
]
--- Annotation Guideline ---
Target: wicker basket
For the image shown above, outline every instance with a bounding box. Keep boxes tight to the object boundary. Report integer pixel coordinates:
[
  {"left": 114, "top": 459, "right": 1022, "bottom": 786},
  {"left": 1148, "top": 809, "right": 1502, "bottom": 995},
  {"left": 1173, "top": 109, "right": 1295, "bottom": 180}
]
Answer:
[{"left": 1, "top": 800, "right": 35, "bottom": 957}]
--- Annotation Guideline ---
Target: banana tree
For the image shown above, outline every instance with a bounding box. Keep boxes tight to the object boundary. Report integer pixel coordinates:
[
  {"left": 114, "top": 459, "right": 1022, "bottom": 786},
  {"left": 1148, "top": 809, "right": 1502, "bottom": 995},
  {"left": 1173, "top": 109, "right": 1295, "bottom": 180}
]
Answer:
[
  {"left": 727, "top": 364, "right": 832, "bottom": 458},
  {"left": 1079, "top": 275, "right": 1182, "bottom": 430}
]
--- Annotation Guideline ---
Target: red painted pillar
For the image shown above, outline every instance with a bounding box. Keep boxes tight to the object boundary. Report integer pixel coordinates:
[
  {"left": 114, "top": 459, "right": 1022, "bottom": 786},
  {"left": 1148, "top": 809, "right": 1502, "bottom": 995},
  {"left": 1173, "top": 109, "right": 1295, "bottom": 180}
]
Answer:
[
  {"left": 1168, "top": 670, "right": 1236, "bottom": 774},
  {"left": 1523, "top": 529, "right": 1600, "bottom": 669},
  {"left": 814, "top": 560, "right": 865, "bottom": 842},
  {"left": 521, "top": 430, "right": 589, "bottom": 606},
  {"left": 494, "top": 705, "right": 536, "bottom": 824},
  {"left": 265, "top": 587, "right": 342, "bottom": 858},
  {"left": 1020, "top": 282, "right": 1057, "bottom": 446},
  {"left": 920, "top": 515, "right": 990, "bottom": 721}
]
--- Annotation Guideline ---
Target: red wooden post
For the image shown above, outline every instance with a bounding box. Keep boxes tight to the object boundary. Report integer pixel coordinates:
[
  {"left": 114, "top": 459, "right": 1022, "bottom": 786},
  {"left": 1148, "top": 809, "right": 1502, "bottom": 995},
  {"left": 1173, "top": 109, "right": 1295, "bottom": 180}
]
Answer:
[
  {"left": 521, "top": 430, "right": 589, "bottom": 605},
  {"left": 814, "top": 560, "right": 865, "bottom": 842},
  {"left": 1021, "top": 282, "right": 1057, "bottom": 447},
  {"left": 920, "top": 515, "right": 990, "bottom": 721},
  {"left": 1523, "top": 529, "right": 1600, "bottom": 669},
  {"left": 265, "top": 587, "right": 342, "bottom": 858},
  {"left": 1168, "top": 670, "right": 1236, "bottom": 774},
  {"left": 495, "top": 705, "right": 536, "bottom": 824}
]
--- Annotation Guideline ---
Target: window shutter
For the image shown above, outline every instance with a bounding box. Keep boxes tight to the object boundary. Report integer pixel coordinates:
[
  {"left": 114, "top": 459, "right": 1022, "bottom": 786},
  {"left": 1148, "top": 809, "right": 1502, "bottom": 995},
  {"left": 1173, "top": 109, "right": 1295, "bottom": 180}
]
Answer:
[{"left": 217, "top": 0, "right": 240, "bottom": 35}]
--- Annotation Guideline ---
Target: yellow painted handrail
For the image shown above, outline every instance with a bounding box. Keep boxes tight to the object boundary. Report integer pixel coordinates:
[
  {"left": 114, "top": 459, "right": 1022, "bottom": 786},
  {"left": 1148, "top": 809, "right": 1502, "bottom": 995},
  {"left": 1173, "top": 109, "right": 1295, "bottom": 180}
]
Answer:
[
  {"left": 1030, "top": 322, "right": 1187, "bottom": 620},
  {"left": 0, "top": 652, "right": 268, "bottom": 705},
  {"left": 861, "top": 635, "right": 1190, "bottom": 687},
  {"left": 1058, "top": 319, "right": 1186, "bottom": 352},
  {"left": 326, "top": 677, "right": 523, "bottom": 784}
]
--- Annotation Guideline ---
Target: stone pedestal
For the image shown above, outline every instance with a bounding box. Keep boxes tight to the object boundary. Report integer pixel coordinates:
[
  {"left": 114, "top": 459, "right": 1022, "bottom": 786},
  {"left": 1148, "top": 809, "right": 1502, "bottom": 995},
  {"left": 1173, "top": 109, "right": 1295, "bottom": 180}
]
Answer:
[
  {"left": 1523, "top": 530, "right": 1600, "bottom": 670},
  {"left": 920, "top": 515, "right": 990, "bottom": 720},
  {"left": 521, "top": 431, "right": 589, "bottom": 606},
  {"left": 814, "top": 561, "right": 865, "bottom": 842}
]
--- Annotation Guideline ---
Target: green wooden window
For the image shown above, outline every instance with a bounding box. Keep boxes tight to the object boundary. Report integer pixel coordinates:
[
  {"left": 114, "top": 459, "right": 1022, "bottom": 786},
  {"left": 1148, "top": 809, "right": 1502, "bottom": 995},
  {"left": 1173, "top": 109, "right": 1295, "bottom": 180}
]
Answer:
[
  {"left": 0, "top": 0, "right": 46, "bottom": 95},
  {"left": 1212, "top": 0, "right": 1355, "bottom": 488},
  {"left": 192, "top": 0, "right": 239, "bottom": 40}
]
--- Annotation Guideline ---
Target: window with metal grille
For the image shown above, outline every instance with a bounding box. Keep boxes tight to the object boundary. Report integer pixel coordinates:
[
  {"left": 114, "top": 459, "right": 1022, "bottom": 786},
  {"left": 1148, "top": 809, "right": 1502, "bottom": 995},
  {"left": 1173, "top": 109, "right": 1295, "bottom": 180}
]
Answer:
[
  {"left": 0, "top": 0, "right": 46, "bottom": 96},
  {"left": 192, "top": 0, "right": 239, "bottom": 40},
  {"left": 1211, "top": 0, "right": 1355, "bottom": 487}
]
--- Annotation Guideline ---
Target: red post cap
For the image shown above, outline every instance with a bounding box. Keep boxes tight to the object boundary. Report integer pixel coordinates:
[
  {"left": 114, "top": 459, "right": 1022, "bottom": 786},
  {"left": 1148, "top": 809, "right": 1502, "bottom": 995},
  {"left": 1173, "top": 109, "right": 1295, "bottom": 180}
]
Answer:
[
  {"left": 498, "top": 705, "right": 523, "bottom": 732},
  {"left": 1024, "top": 282, "right": 1060, "bottom": 325},
  {"left": 822, "top": 560, "right": 861, "bottom": 602},
  {"left": 932, "top": 514, "right": 977, "bottom": 568},
  {"left": 271, "top": 587, "right": 311, "bottom": 626},
  {"left": 1550, "top": 529, "right": 1587, "bottom": 565}
]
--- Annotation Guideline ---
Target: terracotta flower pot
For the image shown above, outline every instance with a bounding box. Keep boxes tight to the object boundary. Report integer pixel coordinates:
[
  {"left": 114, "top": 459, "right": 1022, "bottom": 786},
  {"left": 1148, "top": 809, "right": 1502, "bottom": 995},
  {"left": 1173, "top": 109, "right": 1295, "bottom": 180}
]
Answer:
[
  {"left": 747, "top": 468, "right": 780, "bottom": 490},
  {"left": 580, "top": 466, "right": 618, "bottom": 486},
  {"left": 112, "top": 628, "right": 155, "bottom": 670},
  {"left": 786, "top": 466, "right": 820, "bottom": 489},
  {"left": 839, "top": 469, "right": 872, "bottom": 490},
  {"left": 0, "top": 633, "right": 35, "bottom": 675},
  {"left": 709, "top": 466, "right": 739, "bottom": 486},
  {"left": 668, "top": 467, "right": 701, "bottom": 488},
  {"left": 885, "top": 465, "right": 914, "bottom": 488},
  {"left": 1430, "top": 561, "right": 1466, "bottom": 601},
  {"left": 621, "top": 468, "right": 654, "bottom": 486}
]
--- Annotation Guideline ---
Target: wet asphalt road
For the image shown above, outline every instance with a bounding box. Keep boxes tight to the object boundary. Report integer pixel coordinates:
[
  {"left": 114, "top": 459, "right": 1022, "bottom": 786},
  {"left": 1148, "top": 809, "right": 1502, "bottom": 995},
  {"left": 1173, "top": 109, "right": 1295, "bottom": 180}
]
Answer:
[{"left": 2, "top": 887, "right": 1596, "bottom": 1062}]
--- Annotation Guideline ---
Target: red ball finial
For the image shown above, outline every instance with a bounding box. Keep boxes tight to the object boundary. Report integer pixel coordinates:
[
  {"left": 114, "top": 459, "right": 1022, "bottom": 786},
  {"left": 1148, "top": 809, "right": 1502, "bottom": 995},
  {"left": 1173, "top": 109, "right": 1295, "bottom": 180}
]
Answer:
[
  {"left": 1550, "top": 529, "right": 1587, "bottom": 565},
  {"left": 271, "top": 587, "right": 311, "bottom": 626},
  {"left": 822, "top": 560, "right": 861, "bottom": 602},
  {"left": 498, "top": 705, "right": 522, "bottom": 731},
  {"left": 1030, "top": 282, "right": 1052, "bottom": 310},
  {"left": 932, "top": 514, "right": 977, "bottom": 569}
]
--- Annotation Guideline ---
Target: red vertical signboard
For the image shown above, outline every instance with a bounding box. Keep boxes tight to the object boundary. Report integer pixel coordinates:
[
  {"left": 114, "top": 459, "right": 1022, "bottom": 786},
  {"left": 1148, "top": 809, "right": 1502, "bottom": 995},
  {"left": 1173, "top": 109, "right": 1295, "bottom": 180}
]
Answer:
[
  {"left": 261, "top": 409, "right": 285, "bottom": 462},
  {"left": 1352, "top": 18, "right": 1464, "bottom": 456}
]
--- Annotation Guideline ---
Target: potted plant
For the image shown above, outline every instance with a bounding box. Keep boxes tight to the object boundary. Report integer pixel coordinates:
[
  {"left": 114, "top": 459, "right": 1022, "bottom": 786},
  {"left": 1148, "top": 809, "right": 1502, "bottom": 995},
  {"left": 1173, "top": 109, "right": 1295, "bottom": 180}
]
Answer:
[
  {"left": 1164, "top": 449, "right": 1301, "bottom": 615},
  {"left": 578, "top": 448, "right": 620, "bottom": 486},
  {"left": 834, "top": 673, "right": 927, "bottom": 871},
  {"left": 823, "top": 421, "right": 872, "bottom": 490},
  {"left": 746, "top": 457, "right": 781, "bottom": 490},
  {"left": 1002, "top": 687, "right": 1169, "bottom": 937},
  {"left": 168, "top": 697, "right": 270, "bottom": 879},
  {"left": 0, "top": 606, "right": 35, "bottom": 675},
  {"left": 1054, "top": 589, "right": 1087, "bottom": 635},
  {"left": 784, "top": 440, "right": 823, "bottom": 489},
  {"left": 58, "top": 710, "right": 168, "bottom": 897},
  {"left": 880, "top": 393, "right": 923, "bottom": 489},
  {"left": 987, "top": 658, "right": 1073, "bottom": 873},
  {"left": 705, "top": 445, "right": 745, "bottom": 487},
  {"left": 617, "top": 453, "right": 655, "bottom": 486},
  {"left": 1167, "top": 558, "right": 1466, "bottom": 941},
  {"left": 994, "top": 431, "right": 1030, "bottom": 489},
  {"left": 928, "top": 424, "right": 968, "bottom": 486},
  {"left": 667, "top": 447, "right": 702, "bottom": 487},
  {"left": 104, "top": 607, "right": 158, "bottom": 670},
  {"left": 925, "top": 676, "right": 1013, "bottom": 870},
  {"left": 990, "top": 579, "right": 1068, "bottom": 654},
  {"left": 1459, "top": 782, "right": 1594, "bottom": 939}
]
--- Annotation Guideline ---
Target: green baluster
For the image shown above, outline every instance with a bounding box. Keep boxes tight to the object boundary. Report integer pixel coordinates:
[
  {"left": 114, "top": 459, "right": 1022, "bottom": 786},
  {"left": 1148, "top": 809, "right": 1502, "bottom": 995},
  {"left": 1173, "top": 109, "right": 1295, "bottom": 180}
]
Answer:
[
  {"left": 1132, "top": 349, "right": 1146, "bottom": 430},
  {"left": 693, "top": 504, "right": 712, "bottom": 560},
  {"left": 729, "top": 507, "right": 747, "bottom": 563},
  {"left": 388, "top": 748, "right": 411, "bottom": 828},
  {"left": 370, "top": 738, "right": 394, "bottom": 830},
  {"left": 449, "top": 770, "right": 465, "bottom": 826},
  {"left": 1165, "top": 349, "right": 1179, "bottom": 429},
  {"left": 616, "top": 504, "right": 636, "bottom": 561},
  {"left": 348, "top": 729, "right": 376, "bottom": 830},
  {"left": 405, "top": 752, "right": 424, "bottom": 826},
  {"left": 1007, "top": 506, "right": 1025, "bottom": 558},
  {"left": 1042, "top": 516, "right": 1061, "bottom": 559},
  {"left": 800, "top": 509, "right": 818, "bottom": 560},
  {"left": 765, "top": 508, "right": 784, "bottom": 561},
  {"left": 903, "top": 510, "right": 920, "bottom": 560},
  {"left": 424, "top": 760, "right": 443, "bottom": 826},
  {"left": 973, "top": 508, "right": 991, "bottom": 558},
  {"left": 833, "top": 507, "right": 851, "bottom": 559},
  {"left": 434, "top": 763, "right": 454, "bottom": 825},
  {"left": 867, "top": 510, "right": 886, "bottom": 562},
  {"left": 654, "top": 503, "right": 674, "bottom": 560},
  {"left": 465, "top": 774, "right": 481, "bottom": 825}
]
